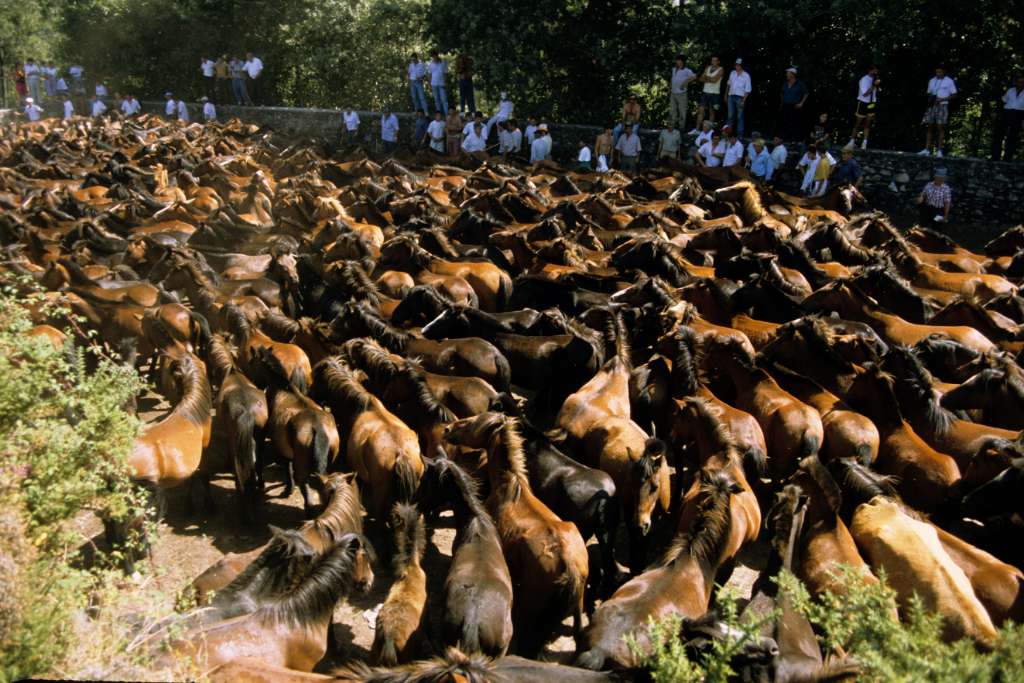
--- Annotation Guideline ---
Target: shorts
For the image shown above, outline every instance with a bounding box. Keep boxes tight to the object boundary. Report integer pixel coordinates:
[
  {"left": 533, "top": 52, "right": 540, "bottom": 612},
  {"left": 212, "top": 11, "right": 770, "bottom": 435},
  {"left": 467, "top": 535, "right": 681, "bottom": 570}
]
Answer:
[
  {"left": 855, "top": 100, "right": 876, "bottom": 118},
  {"left": 922, "top": 101, "right": 949, "bottom": 125},
  {"left": 700, "top": 92, "right": 721, "bottom": 111}
]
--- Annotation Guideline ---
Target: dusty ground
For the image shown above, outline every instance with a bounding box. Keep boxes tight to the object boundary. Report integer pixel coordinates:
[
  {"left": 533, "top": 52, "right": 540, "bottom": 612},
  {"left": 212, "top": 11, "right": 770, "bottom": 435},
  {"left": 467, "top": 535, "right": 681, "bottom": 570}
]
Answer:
[{"left": 74, "top": 389, "right": 766, "bottom": 675}]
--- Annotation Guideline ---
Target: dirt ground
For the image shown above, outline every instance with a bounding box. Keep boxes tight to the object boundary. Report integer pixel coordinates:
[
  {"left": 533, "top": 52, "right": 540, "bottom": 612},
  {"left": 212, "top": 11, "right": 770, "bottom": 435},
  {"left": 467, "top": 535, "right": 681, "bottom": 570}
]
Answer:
[{"left": 75, "top": 390, "right": 766, "bottom": 675}]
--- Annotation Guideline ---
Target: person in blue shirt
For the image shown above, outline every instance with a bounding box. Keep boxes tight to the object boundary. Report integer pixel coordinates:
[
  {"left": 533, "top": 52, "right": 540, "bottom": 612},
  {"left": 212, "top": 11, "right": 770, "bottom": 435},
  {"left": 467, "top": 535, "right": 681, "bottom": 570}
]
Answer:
[
  {"left": 413, "top": 110, "right": 430, "bottom": 148},
  {"left": 748, "top": 138, "right": 775, "bottom": 183},
  {"left": 832, "top": 145, "right": 863, "bottom": 187}
]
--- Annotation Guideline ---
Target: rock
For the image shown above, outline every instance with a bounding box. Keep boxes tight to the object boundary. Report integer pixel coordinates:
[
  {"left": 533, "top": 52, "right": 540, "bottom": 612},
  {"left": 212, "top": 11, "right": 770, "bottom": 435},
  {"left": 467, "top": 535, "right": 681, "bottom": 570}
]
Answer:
[{"left": 895, "top": 172, "right": 910, "bottom": 184}]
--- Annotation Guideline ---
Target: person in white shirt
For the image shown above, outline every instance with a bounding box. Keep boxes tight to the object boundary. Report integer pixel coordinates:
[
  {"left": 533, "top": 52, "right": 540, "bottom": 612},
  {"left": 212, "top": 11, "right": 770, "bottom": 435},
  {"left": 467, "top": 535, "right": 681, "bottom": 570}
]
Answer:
[
  {"left": 486, "top": 92, "right": 514, "bottom": 134},
  {"left": 201, "top": 96, "right": 216, "bottom": 122},
  {"left": 380, "top": 110, "right": 399, "bottom": 154},
  {"left": 615, "top": 123, "right": 642, "bottom": 172},
  {"left": 55, "top": 76, "right": 69, "bottom": 96},
  {"left": 524, "top": 116, "right": 539, "bottom": 146},
  {"left": 95, "top": 82, "right": 108, "bottom": 98},
  {"left": 694, "top": 120, "right": 714, "bottom": 148},
  {"left": 68, "top": 64, "right": 85, "bottom": 96},
  {"left": 745, "top": 129, "right": 763, "bottom": 162},
  {"left": 693, "top": 131, "right": 724, "bottom": 167},
  {"left": 427, "top": 110, "right": 446, "bottom": 154},
  {"left": 669, "top": 54, "right": 696, "bottom": 132},
  {"left": 461, "top": 122, "right": 488, "bottom": 154},
  {"left": 121, "top": 94, "right": 140, "bottom": 116},
  {"left": 530, "top": 123, "right": 552, "bottom": 163},
  {"left": 24, "top": 97, "right": 43, "bottom": 122},
  {"left": 848, "top": 64, "right": 880, "bottom": 150},
  {"left": 427, "top": 51, "right": 448, "bottom": 115},
  {"left": 90, "top": 95, "right": 107, "bottom": 118},
  {"left": 504, "top": 120, "right": 523, "bottom": 156},
  {"left": 992, "top": 73, "right": 1024, "bottom": 161},
  {"left": 770, "top": 135, "right": 788, "bottom": 170},
  {"left": 200, "top": 56, "right": 216, "bottom": 100},
  {"left": 406, "top": 54, "right": 429, "bottom": 113},
  {"left": 726, "top": 58, "right": 752, "bottom": 138},
  {"left": 919, "top": 65, "right": 958, "bottom": 157},
  {"left": 177, "top": 99, "right": 190, "bottom": 122},
  {"left": 721, "top": 128, "right": 744, "bottom": 167},
  {"left": 24, "top": 59, "right": 40, "bottom": 102},
  {"left": 243, "top": 51, "right": 264, "bottom": 104},
  {"left": 62, "top": 95, "right": 74, "bottom": 120},
  {"left": 463, "top": 112, "right": 486, "bottom": 138},
  {"left": 694, "top": 55, "right": 724, "bottom": 133},
  {"left": 164, "top": 92, "right": 177, "bottom": 116},
  {"left": 577, "top": 140, "right": 593, "bottom": 170},
  {"left": 342, "top": 107, "right": 361, "bottom": 144}
]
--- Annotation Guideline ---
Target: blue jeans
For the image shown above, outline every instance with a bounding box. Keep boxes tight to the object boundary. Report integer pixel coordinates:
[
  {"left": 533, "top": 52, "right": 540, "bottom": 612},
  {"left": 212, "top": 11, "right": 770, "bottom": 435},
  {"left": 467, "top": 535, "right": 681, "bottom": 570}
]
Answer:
[
  {"left": 727, "top": 95, "right": 745, "bottom": 137},
  {"left": 459, "top": 79, "right": 475, "bottom": 114},
  {"left": 232, "top": 78, "right": 248, "bottom": 105},
  {"left": 432, "top": 85, "right": 448, "bottom": 115},
  {"left": 409, "top": 81, "right": 429, "bottom": 114},
  {"left": 27, "top": 76, "right": 40, "bottom": 102}
]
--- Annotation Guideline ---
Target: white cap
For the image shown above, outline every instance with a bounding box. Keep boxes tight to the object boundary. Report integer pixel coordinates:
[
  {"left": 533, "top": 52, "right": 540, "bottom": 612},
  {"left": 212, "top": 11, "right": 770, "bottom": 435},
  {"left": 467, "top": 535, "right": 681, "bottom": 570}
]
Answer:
[
  {"left": 200, "top": 96, "right": 209, "bottom": 102},
  {"left": 25, "top": 97, "right": 33, "bottom": 104},
  {"left": 537, "top": 123, "right": 548, "bottom": 131},
  {"left": 735, "top": 58, "right": 743, "bottom": 65},
  {"left": 786, "top": 67, "right": 797, "bottom": 74}
]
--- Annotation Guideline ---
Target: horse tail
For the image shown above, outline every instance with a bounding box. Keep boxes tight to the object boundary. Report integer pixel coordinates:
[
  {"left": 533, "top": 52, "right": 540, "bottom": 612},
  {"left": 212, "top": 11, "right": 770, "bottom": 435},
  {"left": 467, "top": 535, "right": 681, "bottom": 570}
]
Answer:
[
  {"left": 800, "top": 431, "right": 821, "bottom": 460},
  {"left": 497, "top": 271, "right": 513, "bottom": 311},
  {"left": 394, "top": 454, "right": 420, "bottom": 503},
  {"left": 460, "top": 602, "right": 481, "bottom": 654},
  {"left": 189, "top": 310, "right": 212, "bottom": 356},
  {"left": 232, "top": 407, "right": 258, "bottom": 496},
  {"left": 575, "top": 647, "right": 607, "bottom": 671},
  {"left": 493, "top": 350, "right": 512, "bottom": 393},
  {"left": 743, "top": 446, "right": 768, "bottom": 482},
  {"left": 289, "top": 366, "right": 309, "bottom": 394},
  {"left": 312, "top": 424, "right": 331, "bottom": 475}
]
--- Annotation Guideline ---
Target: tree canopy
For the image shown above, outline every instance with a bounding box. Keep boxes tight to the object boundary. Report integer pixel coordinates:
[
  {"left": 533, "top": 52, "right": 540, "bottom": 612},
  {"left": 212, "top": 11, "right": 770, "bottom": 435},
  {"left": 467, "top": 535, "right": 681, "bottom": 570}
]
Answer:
[{"left": 3, "top": 0, "right": 1022, "bottom": 155}]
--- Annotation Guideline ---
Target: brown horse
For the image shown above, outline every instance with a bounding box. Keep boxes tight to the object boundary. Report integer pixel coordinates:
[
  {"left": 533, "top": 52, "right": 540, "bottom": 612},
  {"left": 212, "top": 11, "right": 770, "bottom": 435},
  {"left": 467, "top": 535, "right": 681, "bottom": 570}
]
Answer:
[
  {"left": 312, "top": 358, "right": 423, "bottom": 522},
  {"left": 444, "top": 412, "right": 588, "bottom": 656},
  {"left": 226, "top": 303, "right": 312, "bottom": 393},
  {"left": 941, "top": 363, "right": 1024, "bottom": 430},
  {"left": 372, "top": 503, "right": 427, "bottom": 665}
]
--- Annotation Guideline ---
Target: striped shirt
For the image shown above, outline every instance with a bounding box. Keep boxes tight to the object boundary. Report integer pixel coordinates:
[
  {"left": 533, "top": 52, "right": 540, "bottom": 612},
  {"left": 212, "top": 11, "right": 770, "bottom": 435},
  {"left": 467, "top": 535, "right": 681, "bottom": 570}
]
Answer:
[{"left": 922, "top": 181, "right": 952, "bottom": 209}]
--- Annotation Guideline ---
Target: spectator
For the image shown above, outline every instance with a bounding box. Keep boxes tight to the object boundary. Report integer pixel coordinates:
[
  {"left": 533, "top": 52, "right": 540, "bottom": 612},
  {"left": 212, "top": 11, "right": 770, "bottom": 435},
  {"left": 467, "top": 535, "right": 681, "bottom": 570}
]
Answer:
[
  {"left": 488, "top": 91, "right": 514, "bottom": 133},
  {"left": 771, "top": 135, "right": 789, "bottom": 170},
  {"left": 177, "top": 98, "right": 190, "bottom": 122},
  {"left": 722, "top": 126, "right": 744, "bottom": 167},
  {"left": 670, "top": 54, "right": 696, "bottom": 132},
  {"left": 112, "top": 92, "right": 124, "bottom": 112},
  {"left": 780, "top": 67, "right": 808, "bottom": 141},
  {"left": 578, "top": 140, "right": 593, "bottom": 170},
  {"left": 694, "top": 120, "right": 714, "bottom": 147},
  {"left": 62, "top": 94, "right": 74, "bottom": 120},
  {"left": 229, "top": 57, "right": 248, "bottom": 105},
  {"left": 445, "top": 106, "right": 463, "bottom": 156},
  {"left": 530, "top": 123, "right": 552, "bottom": 163},
  {"left": 55, "top": 73, "right": 68, "bottom": 97},
  {"left": 694, "top": 130, "right": 725, "bottom": 167},
  {"left": 200, "top": 56, "right": 215, "bottom": 100},
  {"left": 811, "top": 113, "right": 832, "bottom": 147},
  {"left": 13, "top": 63, "right": 26, "bottom": 101},
  {"left": 919, "top": 65, "right": 957, "bottom": 157},
  {"left": 455, "top": 53, "right": 475, "bottom": 114},
  {"left": 615, "top": 123, "right": 642, "bottom": 172},
  {"left": 594, "top": 126, "right": 614, "bottom": 171},
  {"left": 525, "top": 115, "right": 539, "bottom": 146},
  {"left": 43, "top": 62, "right": 57, "bottom": 98},
  {"left": 427, "top": 110, "right": 446, "bottom": 154},
  {"left": 202, "top": 96, "right": 217, "bottom": 122},
  {"left": 798, "top": 143, "right": 821, "bottom": 193},
  {"left": 503, "top": 119, "right": 523, "bottom": 156},
  {"left": 90, "top": 94, "right": 106, "bottom": 118},
  {"left": 380, "top": 110, "right": 399, "bottom": 154},
  {"left": 95, "top": 82, "right": 109, "bottom": 99},
  {"left": 727, "top": 58, "right": 752, "bottom": 137},
  {"left": 23, "top": 97, "right": 42, "bottom": 122},
  {"left": 428, "top": 51, "right": 449, "bottom": 114},
  {"left": 916, "top": 167, "right": 952, "bottom": 226},
  {"left": 406, "top": 54, "right": 429, "bottom": 113},
  {"left": 244, "top": 51, "right": 264, "bottom": 104},
  {"left": 68, "top": 63, "right": 85, "bottom": 96},
  {"left": 164, "top": 92, "right": 178, "bottom": 117},
  {"left": 214, "top": 55, "right": 230, "bottom": 104},
  {"left": 414, "top": 110, "right": 430, "bottom": 147},
  {"left": 693, "top": 55, "right": 724, "bottom": 133},
  {"left": 462, "top": 111, "right": 486, "bottom": 139},
  {"left": 748, "top": 138, "right": 775, "bottom": 183},
  {"left": 833, "top": 144, "right": 863, "bottom": 187},
  {"left": 121, "top": 93, "right": 140, "bottom": 116},
  {"left": 613, "top": 94, "right": 642, "bottom": 144},
  {"left": 745, "top": 130, "right": 763, "bottom": 161},
  {"left": 657, "top": 121, "right": 682, "bottom": 160},
  {"left": 992, "top": 73, "right": 1024, "bottom": 161},
  {"left": 462, "top": 121, "right": 488, "bottom": 154},
  {"left": 342, "top": 107, "right": 360, "bottom": 145},
  {"left": 849, "top": 65, "right": 880, "bottom": 150},
  {"left": 24, "top": 59, "right": 40, "bottom": 102}
]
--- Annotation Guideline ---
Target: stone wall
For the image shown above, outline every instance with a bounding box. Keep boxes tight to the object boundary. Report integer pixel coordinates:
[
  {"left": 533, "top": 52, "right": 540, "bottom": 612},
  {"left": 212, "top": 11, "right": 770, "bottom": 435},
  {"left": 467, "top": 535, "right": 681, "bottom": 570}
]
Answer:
[{"left": 12, "top": 100, "right": 1024, "bottom": 230}]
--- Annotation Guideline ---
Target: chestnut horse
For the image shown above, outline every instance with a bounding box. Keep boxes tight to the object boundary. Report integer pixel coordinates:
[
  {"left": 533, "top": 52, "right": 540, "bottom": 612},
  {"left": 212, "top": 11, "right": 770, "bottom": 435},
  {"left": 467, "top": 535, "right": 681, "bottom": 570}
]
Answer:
[{"left": 372, "top": 503, "right": 428, "bottom": 665}]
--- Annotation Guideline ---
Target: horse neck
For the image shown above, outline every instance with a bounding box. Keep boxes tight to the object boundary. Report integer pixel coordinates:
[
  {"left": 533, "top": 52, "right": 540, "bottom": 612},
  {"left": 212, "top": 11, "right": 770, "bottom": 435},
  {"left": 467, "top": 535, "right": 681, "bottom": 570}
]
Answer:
[{"left": 485, "top": 422, "right": 529, "bottom": 500}]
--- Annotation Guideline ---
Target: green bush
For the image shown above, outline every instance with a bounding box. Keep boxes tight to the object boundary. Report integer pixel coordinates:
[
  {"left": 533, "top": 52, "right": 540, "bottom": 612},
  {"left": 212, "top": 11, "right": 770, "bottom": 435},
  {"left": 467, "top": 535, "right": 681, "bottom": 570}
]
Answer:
[{"left": 0, "top": 287, "right": 146, "bottom": 681}]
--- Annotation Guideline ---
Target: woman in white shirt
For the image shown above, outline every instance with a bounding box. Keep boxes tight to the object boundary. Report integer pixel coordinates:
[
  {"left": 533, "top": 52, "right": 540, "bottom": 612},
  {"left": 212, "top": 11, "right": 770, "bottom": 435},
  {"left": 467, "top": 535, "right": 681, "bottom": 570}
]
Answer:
[
  {"left": 919, "top": 66, "right": 958, "bottom": 158},
  {"left": 165, "top": 93, "right": 177, "bottom": 117},
  {"left": 461, "top": 123, "right": 487, "bottom": 154}
]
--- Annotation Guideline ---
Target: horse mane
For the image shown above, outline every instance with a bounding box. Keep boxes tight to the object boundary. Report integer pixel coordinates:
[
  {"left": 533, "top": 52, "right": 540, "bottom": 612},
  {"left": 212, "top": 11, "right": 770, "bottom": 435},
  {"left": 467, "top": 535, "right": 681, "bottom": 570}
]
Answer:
[
  {"left": 390, "top": 502, "right": 426, "bottom": 576},
  {"left": 260, "top": 309, "right": 300, "bottom": 340},
  {"left": 663, "top": 468, "right": 736, "bottom": 568},
  {"left": 847, "top": 365, "right": 905, "bottom": 425},
  {"left": 258, "top": 533, "right": 362, "bottom": 629},
  {"left": 855, "top": 261, "right": 926, "bottom": 304},
  {"left": 883, "top": 346, "right": 954, "bottom": 435},
  {"left": 437, "top": 458, "right": 494, "bottom": 530},
  {"left": 761, "top": 258, "right": 806, "bottom": 298},
  {"left": 794, "top": 316, "right": 856, "bottom": 371},
  {"left": 334, "top": 646, "right": 492, "bottom": 683},
  {"left": 340, "top": 337, "right": 404, "bottom": 382},
  {"left": 693, "top": 277, "right": 734, "bottom": 315},
  {"left": 335, "top": 302, "right": 408, "bottom": 352},
  {"left": 173, "top": 354, "right": 212, "bottom": 425},
  {"left": 671, "top": 325, "right": 704, "bottom": 395},
  {"left": 832, "top": 458, "right": 898, "bottom": 509},
  {"left": 499, "top": 416, "right": 530, "bottom": 485},
  {"left": 911, "top": 226, "right": 960, "bottom": 253},
  {"left": 211, "top": 527, "right": 316, "bottom": 610},
  {"left": 303, "top": 472, "right": 365, "bottom": 542},
  {"left": 681, "top": 396, "right": 740, "bottom": 458},
  {"left": 419, "top": 225, "right": 461, "bottom": 259},
  {"left": 207, "top": 333, "right": 237, "bottom": 383},
  {"left": 824, "top": 222, "right": 874, "bottom": 264},
  {"left": 405, "top": 365, "right": 457, "bottom": 425},
  {"left": 312, "top": 357, "right": 375, "bottom": 414},
  {"left": 223, "top": 302, "right": 252, "bottom": 343},
  {"left": 642, "top": 275, "right": 678, "bottom": 309},
  {"left": 333, "top": 261, "right": 381, "bottom": 306}
]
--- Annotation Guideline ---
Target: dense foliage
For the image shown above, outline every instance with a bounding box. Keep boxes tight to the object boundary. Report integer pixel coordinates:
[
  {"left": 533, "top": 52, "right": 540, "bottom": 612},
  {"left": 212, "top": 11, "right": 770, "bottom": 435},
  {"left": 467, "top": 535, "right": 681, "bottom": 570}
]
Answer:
[
  {"left": 3, "top": 1, "right": 1018, "bottom": 155},
  {"left": 0, "top": 288, "right": 145, "bottom": 681}
]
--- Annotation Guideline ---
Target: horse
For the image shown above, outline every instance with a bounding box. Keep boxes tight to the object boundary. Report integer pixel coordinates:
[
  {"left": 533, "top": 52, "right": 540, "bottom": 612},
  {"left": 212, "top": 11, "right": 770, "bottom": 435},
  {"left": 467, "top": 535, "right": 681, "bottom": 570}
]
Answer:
[
  {"left": 443, "top": 412, "right": 589, "bottom": 656},
  {"left": 225, "top": 303, "right": 312, "bottom": 393},
  {"left": 941, "top": 364, "right": 1024, "bottom": 429},
  {"left": 372, "top": 503, "right": 427, "bottom": 665},
  {"left": 311, "top": 357, "right": 423, "bottom": 522}
]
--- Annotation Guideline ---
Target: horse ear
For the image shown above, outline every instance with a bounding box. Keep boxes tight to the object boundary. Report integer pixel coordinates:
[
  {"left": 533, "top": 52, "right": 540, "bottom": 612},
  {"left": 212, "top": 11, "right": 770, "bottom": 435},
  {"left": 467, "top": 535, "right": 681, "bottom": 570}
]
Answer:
[{"left": 268, "top": 524, "right": 285, "bottom": 538}]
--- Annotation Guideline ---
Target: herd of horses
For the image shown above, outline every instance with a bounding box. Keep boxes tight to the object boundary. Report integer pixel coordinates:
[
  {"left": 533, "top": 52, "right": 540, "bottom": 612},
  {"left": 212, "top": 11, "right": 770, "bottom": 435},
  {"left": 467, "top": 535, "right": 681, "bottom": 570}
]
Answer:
[{"left": 4, "top": 111, "right": 1024, "bottom": 682}]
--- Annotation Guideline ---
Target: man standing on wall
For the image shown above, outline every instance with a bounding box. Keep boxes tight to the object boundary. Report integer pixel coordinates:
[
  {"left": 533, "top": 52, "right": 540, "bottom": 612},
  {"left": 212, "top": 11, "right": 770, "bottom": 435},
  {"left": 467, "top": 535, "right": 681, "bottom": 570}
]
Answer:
[
  {"left": 727, "top": 58, "right": 752, "bottom": 138},
  {"left": 200, "top": 56, "right": 215, "bottom": 101},
  {"left": 455, "top": 53, "right": 476, "bottom": 115},
  {"left": 244, "top": 51, "right": 264, "bottom": 105},
  {"left": 918, "top": 65, "right": 957, "bottom": 158},
  {"left": 669, "top": 54, "right": 695, "bottom": 133},
  {"left": 214, "top": 55, "right": 229, "bottom": 104},
  {"left": 407, "top": 54, "right": 429, "bottom": 114},
  {"left": 428, "top": 51, "right": 449, "bottom": 115},
  {"left": 230, "top": 57, "right": 248, "bottom": 105},
  {"left": 991, "top": 73, "right": 1024, "bottom": 162},
  {"left": 848, "top": 65, "right": 879, "bottom": 150},
  {"left": 530, "top": 123, "right": 552, "bottom": 163},
  {"left": 692, "top": 55, "right": 723, "bottom": 133},
  {"left": 779, "top": 67, "right": 808, "bottom": 141},
  {"left": 342, "top": 106, "right": 361, "bottom": 145},
  {"left": 381, "top": 109, "right": 399, "bottom": 155}
]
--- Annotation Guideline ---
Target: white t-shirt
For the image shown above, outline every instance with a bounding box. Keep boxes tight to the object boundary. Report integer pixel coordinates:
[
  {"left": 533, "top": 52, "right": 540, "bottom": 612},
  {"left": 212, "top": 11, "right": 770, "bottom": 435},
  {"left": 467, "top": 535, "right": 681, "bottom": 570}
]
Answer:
[
  {"left": 428, "top": 59, "right": 447, "bottom": 87},
  {"left": 380, "top": 114, "right": 399, "bottom": 142},
  {"left": 1003, "top": 87, "right": 1024, "bottom": 111},
  {"left": 578, "top": 145, "right": 592, "bottom": 162},
  {"left": 698, "top": 140, "right": 722, "bottom": 167},
  {"left": 728, "top": 70, "right": 752, "bottom": 97},
  {"left": 462, "top": 131, "right": 487, "bottom": 153},
  {"left": 244, "top": 57, "right": 263, "bottom": 79},
  {"left": 25, "top": 103, "right": 43, "bottom": 121},
  {"left": 69, "top": 65, "right": 83, "bottom": 78},
  {"left": 177, "top": 100, "right": 190, "bottom": 121},
  {"left": 770, "top": 144, "right": 788, "bottom": 168},
  {"left": 671, "top": 67, "right": 695, "bottom": 94},
  {"left": 525, "top": 124, "right": 538, "bottom": 145},
  {"left": 427, "top": 119, "right": 446, "bottom": 152},
  {"left": 927, "top": 76, "right": 957, "bottom": 101},
  {"left": 203, "top": 102, "right": 217, "bottom": 121},
  {"left": 530, "top": 134, "right": 552, "bottom": 162},
  {"left": 723, "top": 140, "right": 744, "bottom": 166},
  {"left": 702, "top": 66, "right": 723, "bottom": 94},
  {"left": 95, "top": 83, "right": 108, "bottom": 97},
  {"left": 91, "top": 99, "right": 107, "bottom": 117},
  {"left": 497, "top": 98, "right": 514, "bottom": 119},
  {"left": 201, "top": 59, "right": 215, "bottom": 77},
  {"left": 24, "top": 63, "right": 39, "bottom": 76},
  {"left": 857, "top": 75, "right": 877, "bottom": 103},
  {"left": 63, "top": 100, "right": 74, "bottom": 119},
  {"left": 122, "top": 98, "right": 140, "bottom": 115},
  {"left": 695, "top": 129, "right": 713, "bottom": 147},
  {"left": 408, "top": 61, "right": 426, "bottom": 81},
  {"left": 343, "top": 111, "right": 360, "bottom": 130},
  {"left": 165, "top": 99, "right": 177, "bottom": 116}
]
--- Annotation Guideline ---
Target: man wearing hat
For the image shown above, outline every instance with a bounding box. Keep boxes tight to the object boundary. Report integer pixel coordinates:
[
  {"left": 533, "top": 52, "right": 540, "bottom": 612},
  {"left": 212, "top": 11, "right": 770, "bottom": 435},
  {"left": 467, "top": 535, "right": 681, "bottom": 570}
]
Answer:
[
  {"left": 833, "top": 145, "right": 862, "bottom": 187},
  {"left": 23, "top": 97, "right": 43, "bottom": 122},
  {"left": 726, "top": 58, "right": 752, "bottom": 137},
  {"left": 530, "top": 123, "right": 552, "bottom": 163},
  {"left": 780, "top": 67, "right": 808, "bottom": 141},
  {"left": 202, "top": 96, "right": 217, "bottom": 122},
  {"left": 916, "top": 168, "right": 952, "bottom": 227},
  {"left": 748, "top": 138, "right": 775, "bottom": 183}
]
